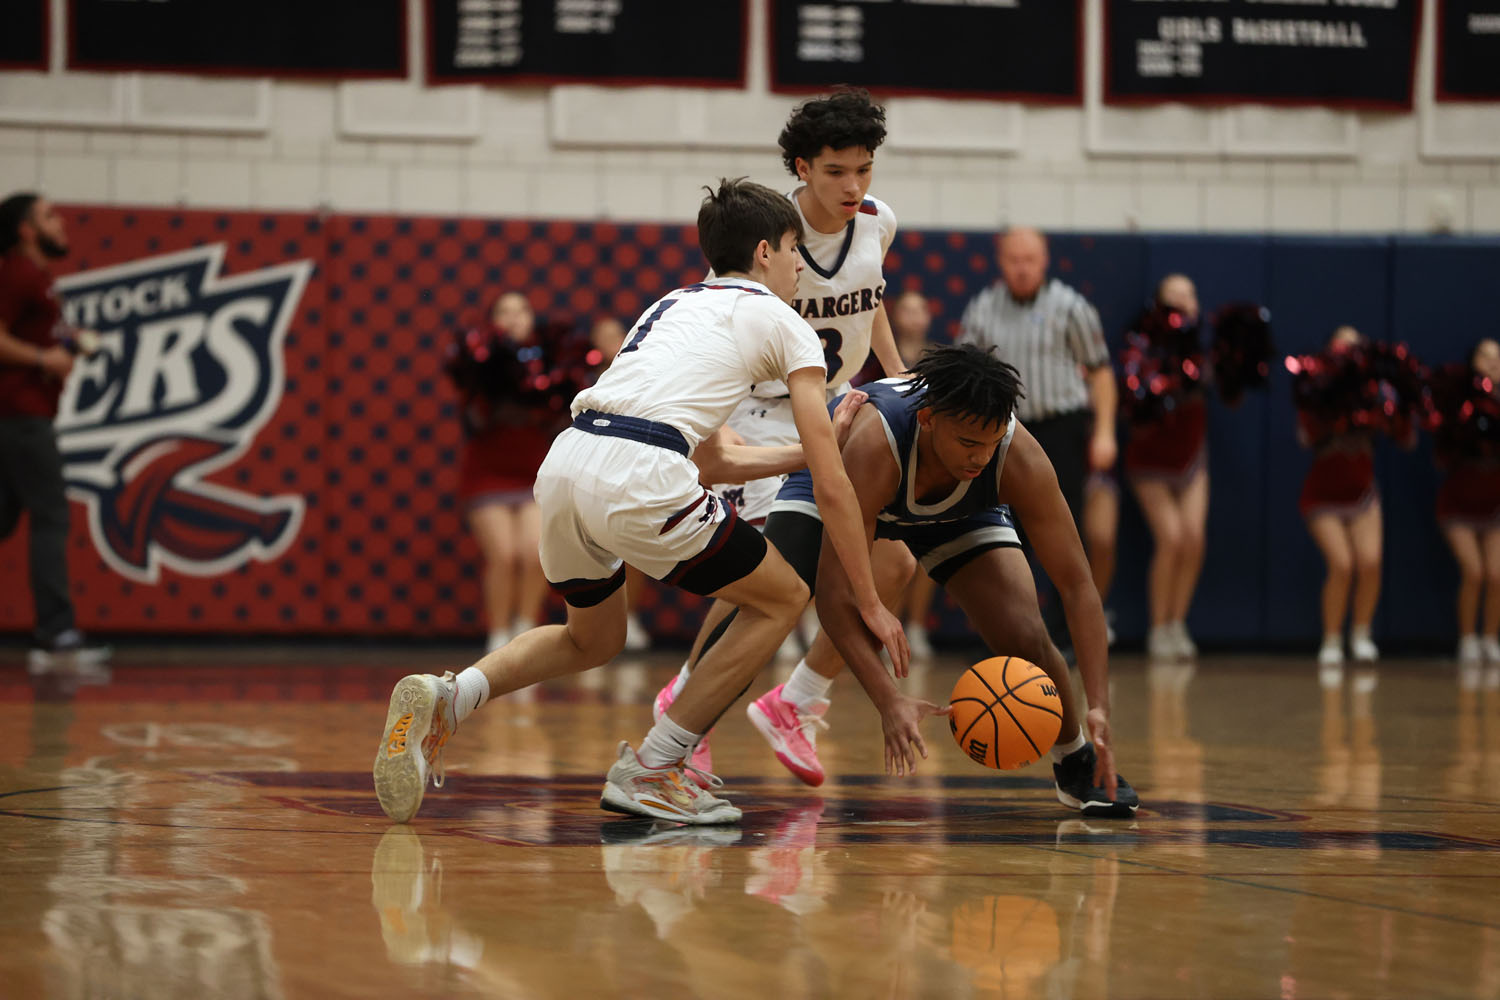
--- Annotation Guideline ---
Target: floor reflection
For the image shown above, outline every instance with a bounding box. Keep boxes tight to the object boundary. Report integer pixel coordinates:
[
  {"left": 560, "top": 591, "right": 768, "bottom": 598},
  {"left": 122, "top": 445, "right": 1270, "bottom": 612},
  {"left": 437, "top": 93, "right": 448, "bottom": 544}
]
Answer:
[
  {"left": 367, "top": 815, "right": 1128, "bottom": 1000},
  {"left": 7, "top": 652, "right": 1500, "bottom": 999}
]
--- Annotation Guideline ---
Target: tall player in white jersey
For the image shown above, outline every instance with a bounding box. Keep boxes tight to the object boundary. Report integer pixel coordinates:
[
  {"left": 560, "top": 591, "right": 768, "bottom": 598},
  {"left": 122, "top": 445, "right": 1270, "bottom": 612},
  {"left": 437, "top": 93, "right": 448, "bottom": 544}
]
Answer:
[
  {"left": 372, "top": 179, "right": 908, "bottom": 826},
  {"left": 656, "top": 89, "right": 917, "bottom": 784}
]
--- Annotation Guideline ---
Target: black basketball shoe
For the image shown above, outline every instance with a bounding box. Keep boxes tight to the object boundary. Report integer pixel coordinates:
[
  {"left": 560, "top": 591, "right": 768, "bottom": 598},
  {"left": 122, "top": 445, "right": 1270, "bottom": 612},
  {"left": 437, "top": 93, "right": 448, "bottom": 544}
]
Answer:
[{"left": 1053, "top": 742, "right": 1139, "bottom": 818}]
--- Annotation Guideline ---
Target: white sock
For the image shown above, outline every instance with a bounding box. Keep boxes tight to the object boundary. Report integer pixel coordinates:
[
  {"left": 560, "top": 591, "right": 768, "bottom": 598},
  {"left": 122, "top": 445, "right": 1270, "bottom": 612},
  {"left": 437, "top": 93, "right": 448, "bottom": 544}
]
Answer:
[
  {"left": 1321, "top": 632, "right": 1343, "bottom": 649},
  {"left": 639, "top": 714, "right": 702, "bottom": 769},
  {"left": 454, "top": 667, "right": 490, "bottom": 724},
  {"left": 1350, "top": 625, "right": 1372, "bottom": 643},
  {"left": 485, "top": 629, "right": 509, "bottom": 653},
  {"left": 1050, "top": 729, "right": 1087, "bottom": 763},
  {"left": 669, "top": 662, "right": 692, "bottom": 698},
  {"left": 782, "top": 659, "right": 834, "bottom": 707}
]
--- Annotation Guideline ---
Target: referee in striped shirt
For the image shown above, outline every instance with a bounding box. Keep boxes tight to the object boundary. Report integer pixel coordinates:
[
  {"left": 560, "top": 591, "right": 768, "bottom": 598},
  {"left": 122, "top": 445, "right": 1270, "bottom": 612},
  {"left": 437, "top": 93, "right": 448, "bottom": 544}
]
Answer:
[{"left": 958, "top": 227, "right": 1117, "bottom": 646}]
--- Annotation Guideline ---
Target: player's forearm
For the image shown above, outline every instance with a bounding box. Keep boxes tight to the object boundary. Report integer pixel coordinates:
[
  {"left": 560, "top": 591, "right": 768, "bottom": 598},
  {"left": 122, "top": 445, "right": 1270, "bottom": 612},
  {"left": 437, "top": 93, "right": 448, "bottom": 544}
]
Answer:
[
  {"left": 815, "top": 566, "right": 900, "bottom": 709},
  {"left": 695, "top": 444, "right": 805, "bottom": 485},
  {"left": 1059, "top": 579, "right": 1111, "bottom": 716},
  {"left": 1088, "top": 367, "right": 1116, "bottom": 437},
  {"left": 811, "top": 475, "right": 881, "bottom": 609},
  {"left": 871, "top": 307, "right": 905, "bottom": 377}
]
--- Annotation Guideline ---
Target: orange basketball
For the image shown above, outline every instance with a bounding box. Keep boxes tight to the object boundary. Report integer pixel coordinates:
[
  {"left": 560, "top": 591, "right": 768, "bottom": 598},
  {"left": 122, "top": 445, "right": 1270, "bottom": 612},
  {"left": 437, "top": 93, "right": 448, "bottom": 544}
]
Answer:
[{"left": 948, "top": 656, "right": 1063, "bottom": 769}]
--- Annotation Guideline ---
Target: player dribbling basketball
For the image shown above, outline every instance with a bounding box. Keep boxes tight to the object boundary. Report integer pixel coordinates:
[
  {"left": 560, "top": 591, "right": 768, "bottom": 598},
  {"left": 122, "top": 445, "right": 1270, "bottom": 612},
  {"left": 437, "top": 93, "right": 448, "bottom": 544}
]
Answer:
[{"left": 699, "top": 344, "right": 1138, "bottom": 816}]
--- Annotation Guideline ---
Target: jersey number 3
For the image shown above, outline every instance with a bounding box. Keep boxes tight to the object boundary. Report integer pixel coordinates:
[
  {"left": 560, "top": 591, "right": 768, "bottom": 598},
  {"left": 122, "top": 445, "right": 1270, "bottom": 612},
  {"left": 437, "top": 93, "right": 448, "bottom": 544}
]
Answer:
[{"left": 816, "top": 328, "right": 843, "bottom": 381}]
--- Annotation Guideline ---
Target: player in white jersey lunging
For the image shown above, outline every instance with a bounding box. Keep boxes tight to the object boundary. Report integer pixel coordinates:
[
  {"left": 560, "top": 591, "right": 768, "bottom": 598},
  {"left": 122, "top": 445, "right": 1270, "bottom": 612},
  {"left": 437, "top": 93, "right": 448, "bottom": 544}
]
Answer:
[
  {"left": 656, "top": 88, "right": 916, "bottom": 784},
  {"left": 372, "top": 179, "right": 908, "bottom": 826}
]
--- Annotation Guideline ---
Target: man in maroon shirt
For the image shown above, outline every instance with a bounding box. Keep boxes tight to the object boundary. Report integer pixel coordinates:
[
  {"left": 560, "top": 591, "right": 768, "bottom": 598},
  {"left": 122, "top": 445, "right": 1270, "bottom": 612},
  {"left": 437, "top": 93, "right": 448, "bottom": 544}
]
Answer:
[{"left": 0, "top": 192, "right": 108, "bottom": 666}]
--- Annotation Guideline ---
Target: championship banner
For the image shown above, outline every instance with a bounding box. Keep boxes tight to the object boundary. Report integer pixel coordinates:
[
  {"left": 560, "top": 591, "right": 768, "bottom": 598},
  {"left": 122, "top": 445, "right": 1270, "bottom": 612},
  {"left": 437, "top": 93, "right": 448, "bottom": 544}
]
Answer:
[
  {"left": 1104, "top": 0, "right": 1419, "bottom": 108},
  {"left": 1437, "top": 0, "right": 1500, "bottom": 101},
  {"left": 769, "top": 0, "right": 1081, "bottom": 101},
  {"left": 0, "top": 0, "right": 47, "bottom": 70},
  {"left": 426, "top": 0, "right": 747, "bottom": 87},
  {"left": 68, "top": 0, "right": 406, "bottom": 78}
]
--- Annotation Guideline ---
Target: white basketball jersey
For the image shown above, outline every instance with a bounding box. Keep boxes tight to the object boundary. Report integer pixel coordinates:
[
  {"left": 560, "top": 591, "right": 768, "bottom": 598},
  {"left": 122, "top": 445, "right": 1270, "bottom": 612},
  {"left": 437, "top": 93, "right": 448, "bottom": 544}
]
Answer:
[
  {"left": 571, "top": 278, "right": 826, "bottom": 450},
  {"left": 751, "top": 190, "right": 897, "bottom": 399}
]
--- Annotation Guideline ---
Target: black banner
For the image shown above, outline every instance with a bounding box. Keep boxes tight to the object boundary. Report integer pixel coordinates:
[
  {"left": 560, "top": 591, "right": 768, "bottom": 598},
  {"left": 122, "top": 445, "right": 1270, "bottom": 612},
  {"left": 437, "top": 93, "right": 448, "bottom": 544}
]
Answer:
[
  {"left": 1438, "top": 1, "right": 1500, "bottom": 101},
  {"left": 1105, "top": 0, "right": 1418, "bottom": 108},
  {"left": 1, "top": 0, "right": 47, "bottom": 70},
  {"left": 427, "top": 0, "right": 746, "bottom": 86},
  {"left": 68, "top": 0, "right": 406, "bottom": 78},
  {"left": 770, "top": 0, "right": 1080, "bottom": 101}
]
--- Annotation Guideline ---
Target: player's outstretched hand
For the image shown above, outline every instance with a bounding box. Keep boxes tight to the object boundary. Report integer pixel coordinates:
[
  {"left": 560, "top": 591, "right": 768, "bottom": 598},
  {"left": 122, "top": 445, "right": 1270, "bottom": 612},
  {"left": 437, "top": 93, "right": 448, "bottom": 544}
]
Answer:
[
  {"left": 1085, "top": 707, "right": 1119, "bottom": 799},
  {"left": 879, "top": 694, "right": 951, "bottom": 777},
  {"left": 860, "top": 602, "right": 909, "bottom": 677},
  {"left": 831, "top": 389, "right": 868, "bottom": 448}
]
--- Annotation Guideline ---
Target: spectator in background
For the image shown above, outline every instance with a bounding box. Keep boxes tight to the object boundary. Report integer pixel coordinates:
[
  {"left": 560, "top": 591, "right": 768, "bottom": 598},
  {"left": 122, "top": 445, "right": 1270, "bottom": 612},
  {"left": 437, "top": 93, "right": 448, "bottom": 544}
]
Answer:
[
  {"left": 0, "top": 192, "right": 109, "bottom": 667},
  {"left": 588, "top": 313, "right": 651, "bottom": 652},
  {"left": 852, "top": 287, "right": 928, "bottom": 386},
  {"left": 1123, "top": 274, "right": 1210, "bottom": 660},
  {"left": 958, "top": 226, "right": 1116, "bottom": 654},
  {"left": 588, "top": 316, "right": 627, "bottom": 367},
  {"left": 1297, "top": 326, "right": 1390, "bottom": 668},
  {"left": 1436, "top": 338, "right": 1500, "bottom": 665},
  {"left": 449, "top": 291, "right": 564, "bottom": 653}
]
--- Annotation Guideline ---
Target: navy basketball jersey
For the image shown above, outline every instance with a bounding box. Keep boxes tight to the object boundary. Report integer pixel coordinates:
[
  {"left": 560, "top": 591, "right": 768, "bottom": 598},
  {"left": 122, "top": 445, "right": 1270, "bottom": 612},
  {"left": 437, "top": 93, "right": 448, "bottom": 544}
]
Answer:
[{"left": 851, "top": 378, "right": 1018, "bottom": 529}]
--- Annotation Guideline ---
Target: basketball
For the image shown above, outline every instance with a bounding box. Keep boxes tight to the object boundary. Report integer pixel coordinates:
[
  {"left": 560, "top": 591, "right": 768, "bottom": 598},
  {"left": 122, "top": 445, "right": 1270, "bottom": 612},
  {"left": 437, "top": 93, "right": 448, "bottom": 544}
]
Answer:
[{"left": 948, "top": 656, "right": 1063, "bottom": 769}]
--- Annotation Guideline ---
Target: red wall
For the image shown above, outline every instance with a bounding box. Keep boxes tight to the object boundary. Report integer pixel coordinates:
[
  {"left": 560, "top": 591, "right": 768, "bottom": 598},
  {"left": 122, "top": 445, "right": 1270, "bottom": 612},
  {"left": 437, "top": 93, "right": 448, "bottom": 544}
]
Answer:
[{"left": 0, "top": 206, "right": 713, "bottom": 638}]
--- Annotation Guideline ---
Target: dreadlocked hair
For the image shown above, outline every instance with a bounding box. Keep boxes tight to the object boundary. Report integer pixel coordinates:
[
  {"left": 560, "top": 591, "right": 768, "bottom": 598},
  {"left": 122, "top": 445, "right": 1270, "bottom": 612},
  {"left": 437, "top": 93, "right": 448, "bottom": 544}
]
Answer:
[{"left": 902, "top": 343, "right": 1025, "bottom": 427}]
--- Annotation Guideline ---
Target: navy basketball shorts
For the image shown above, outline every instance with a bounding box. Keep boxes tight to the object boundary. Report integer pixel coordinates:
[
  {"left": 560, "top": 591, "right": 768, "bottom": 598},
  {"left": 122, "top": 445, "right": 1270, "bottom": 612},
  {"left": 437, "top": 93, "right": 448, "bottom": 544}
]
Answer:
[{"left": 768, "top": 470, "right": 1021, "bottom": 585}]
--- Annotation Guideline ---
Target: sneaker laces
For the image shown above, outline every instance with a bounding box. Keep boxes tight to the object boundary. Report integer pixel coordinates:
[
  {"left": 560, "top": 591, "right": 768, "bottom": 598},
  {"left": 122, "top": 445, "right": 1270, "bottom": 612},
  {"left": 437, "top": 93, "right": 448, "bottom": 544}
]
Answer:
[
  {"left": 794, "top": 708, "right": 830, "bottom": 742},
  {"left": 680, "top": 758, "right": 726, "bottom": 792}
]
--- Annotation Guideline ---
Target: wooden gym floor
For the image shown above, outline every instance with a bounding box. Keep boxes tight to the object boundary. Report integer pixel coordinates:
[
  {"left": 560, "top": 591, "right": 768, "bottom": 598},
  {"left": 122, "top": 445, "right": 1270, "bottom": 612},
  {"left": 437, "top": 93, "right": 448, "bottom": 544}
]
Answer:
[{"left": 1, "top": 646, "right": 1498, "bottom": 1000}]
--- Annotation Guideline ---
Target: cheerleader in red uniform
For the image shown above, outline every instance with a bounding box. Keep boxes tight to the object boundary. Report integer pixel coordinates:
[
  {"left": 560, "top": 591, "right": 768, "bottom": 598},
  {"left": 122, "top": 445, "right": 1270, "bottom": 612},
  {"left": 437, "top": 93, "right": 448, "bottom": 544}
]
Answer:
[
  {"left": 1297, "top": 326, "right": 1393, "bottom": 667},
  {"left": 1122, "top": 274, "right": 1210, "bottom": 659},
  {"left": 1082, "top": 465, "right": 1120, "bottom": 646},
  {"left": 451, "top": 292, "right": 579, "bottom": 652},
  {"left": 1436, "top": 338, "right": 1500, "bottom": 665}
]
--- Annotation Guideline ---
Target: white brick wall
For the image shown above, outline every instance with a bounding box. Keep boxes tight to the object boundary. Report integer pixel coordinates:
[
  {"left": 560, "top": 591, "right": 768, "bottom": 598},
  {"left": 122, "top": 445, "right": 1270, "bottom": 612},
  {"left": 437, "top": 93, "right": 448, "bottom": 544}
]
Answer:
[{"left": 0, "top": 0, "right": 1494, "bottom": 232}]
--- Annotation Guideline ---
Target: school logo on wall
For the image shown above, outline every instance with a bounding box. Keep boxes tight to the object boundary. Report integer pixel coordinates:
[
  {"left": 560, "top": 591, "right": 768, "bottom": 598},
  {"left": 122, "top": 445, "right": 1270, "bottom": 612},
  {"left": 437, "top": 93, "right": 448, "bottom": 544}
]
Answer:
[{"left": 53, "top": 244, "right": 313, "bottom": 584}]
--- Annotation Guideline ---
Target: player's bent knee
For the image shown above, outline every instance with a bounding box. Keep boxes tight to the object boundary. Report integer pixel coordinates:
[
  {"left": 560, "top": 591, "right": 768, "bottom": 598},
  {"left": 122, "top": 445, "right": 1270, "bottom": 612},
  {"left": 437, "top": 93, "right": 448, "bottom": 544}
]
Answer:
[
  {"left": 748, "top": 572, "right": 809, "bottom": 626},
  {"left": 876, "top": 544, "right": 917, "bottom": 591},
  {"left": 1012, "top": 617, "right": 1055, "bottom": 669}
]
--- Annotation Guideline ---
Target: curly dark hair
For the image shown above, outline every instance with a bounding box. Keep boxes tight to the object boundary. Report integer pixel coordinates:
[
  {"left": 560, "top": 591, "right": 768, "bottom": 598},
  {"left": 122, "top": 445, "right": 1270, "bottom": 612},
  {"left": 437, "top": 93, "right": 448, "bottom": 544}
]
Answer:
[
  {"left": 902, "top": 343, "right": 1026, "bottom": 428},
  {"left": 778, "top": 88, "right": 887, "bottom": 177}
]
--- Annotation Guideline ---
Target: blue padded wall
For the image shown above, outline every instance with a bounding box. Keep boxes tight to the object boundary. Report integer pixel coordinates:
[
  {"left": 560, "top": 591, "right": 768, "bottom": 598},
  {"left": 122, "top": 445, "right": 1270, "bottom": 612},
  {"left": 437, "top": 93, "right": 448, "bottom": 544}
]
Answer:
[{"left": 905, "top": 232, "right": 1497, "bottom": 650}]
